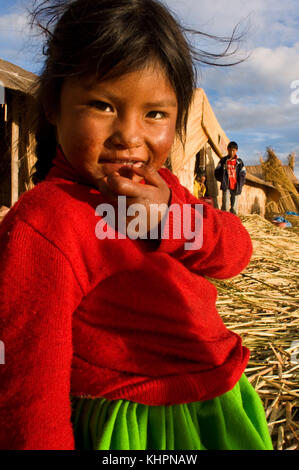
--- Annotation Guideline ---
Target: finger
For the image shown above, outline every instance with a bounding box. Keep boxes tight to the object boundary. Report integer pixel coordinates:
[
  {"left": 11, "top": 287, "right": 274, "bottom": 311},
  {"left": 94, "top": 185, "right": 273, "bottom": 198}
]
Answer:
[
  {"left": 96, "top": 173, "right": 121, "bottom": 202},
  {"left": 131, "top": 162, "right": 167, "bottom": 189},
  {"left": 106, "top": 172, "right": 147, "bottom": 198},
  {"left": 117, "top": 165, "right": 136, "bottom": 180}
]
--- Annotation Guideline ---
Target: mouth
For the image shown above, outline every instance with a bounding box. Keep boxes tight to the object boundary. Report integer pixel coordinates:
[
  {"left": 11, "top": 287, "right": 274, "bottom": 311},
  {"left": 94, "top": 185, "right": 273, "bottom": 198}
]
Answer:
[
  {"left": 98, "top": 158, "right": 147, "bottom": 166},
  {"left": 97, "top": 158, "right": 147, "bottom": 183}
]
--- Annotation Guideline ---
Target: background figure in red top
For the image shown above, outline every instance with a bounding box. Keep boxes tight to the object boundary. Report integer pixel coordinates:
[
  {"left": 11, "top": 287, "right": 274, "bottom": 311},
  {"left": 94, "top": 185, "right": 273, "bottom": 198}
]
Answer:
[{"left": 215, "top": 141, "right": 246, "bottom": 215}]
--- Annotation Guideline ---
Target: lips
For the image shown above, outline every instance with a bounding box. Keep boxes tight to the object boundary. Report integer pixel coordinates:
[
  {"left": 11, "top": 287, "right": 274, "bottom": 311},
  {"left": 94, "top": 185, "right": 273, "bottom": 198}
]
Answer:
[
  {"left": 98, "top": 157, "right": 147, "bottom": 166},
  {"left": 99, "top": 160, "right": 139, "bottom": 166}
]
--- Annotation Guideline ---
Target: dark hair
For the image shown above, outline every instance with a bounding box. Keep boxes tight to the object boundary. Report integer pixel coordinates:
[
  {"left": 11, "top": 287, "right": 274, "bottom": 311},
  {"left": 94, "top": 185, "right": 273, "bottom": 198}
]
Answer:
[
  {"left": 27, "top": 0, "right": 247, "bottom": 184},
  {"left": 228, "top": 141, "right": 238, "bottom": 150}
]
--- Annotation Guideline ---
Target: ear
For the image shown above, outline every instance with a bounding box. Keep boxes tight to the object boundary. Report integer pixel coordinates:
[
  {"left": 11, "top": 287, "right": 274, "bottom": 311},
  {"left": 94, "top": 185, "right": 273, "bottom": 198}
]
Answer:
[
  {"left": 43, "top": 104, "right": 57, "bottom": 126},
  {"left": 45, "top": 110, "right": 57, "bottom": 126}
]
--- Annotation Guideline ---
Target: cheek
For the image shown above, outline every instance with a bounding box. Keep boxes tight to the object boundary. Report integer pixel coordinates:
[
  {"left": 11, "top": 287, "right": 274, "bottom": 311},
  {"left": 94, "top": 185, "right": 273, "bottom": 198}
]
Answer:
[
  {"left": 151, "top": 124, "right": 176, "bottom": 165},
  {"left": 59, "top": 114, "right": 107, "bottom": 154}
]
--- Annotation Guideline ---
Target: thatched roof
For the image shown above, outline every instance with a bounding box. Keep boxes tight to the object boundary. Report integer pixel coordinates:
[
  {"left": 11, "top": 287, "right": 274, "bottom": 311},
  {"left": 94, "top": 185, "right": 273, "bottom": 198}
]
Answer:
[
  {"left": 246, "top": 163, "right": 299, "bottom": 204},
  {"left": 201, "top": 89, "right": 230, "bottom": 158},
  {"left": 0, "top": 58, "right": 37, "bottom": 94},
  {"left": 170, "top": 89, "right": 208, "bottom": 171},
  {"left": 245, "top": 172, "right": 278, "bottom": 189},
  {"left": 282, "top": 165, "right": 299, "bottom": 186},
  {"left": 247, "top": 164, "right": 299, "bottom": 187},
  {"left": 246, "top": 165, "right": 264, "bottom": 180},
  {"left": 169, "top": 88, "right": 230, "bottom": 191},
  {"left": 259, "top": 148, "right": 299, "bottom": 213},
  {"left": 170, "top": 88, "right": 229, "bottom": 171}
]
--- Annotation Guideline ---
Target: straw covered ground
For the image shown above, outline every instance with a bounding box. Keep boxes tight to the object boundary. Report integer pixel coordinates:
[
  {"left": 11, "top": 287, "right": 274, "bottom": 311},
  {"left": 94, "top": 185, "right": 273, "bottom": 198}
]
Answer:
[{"left": 211, "top": 214, "right": 299, "bottom": 450}]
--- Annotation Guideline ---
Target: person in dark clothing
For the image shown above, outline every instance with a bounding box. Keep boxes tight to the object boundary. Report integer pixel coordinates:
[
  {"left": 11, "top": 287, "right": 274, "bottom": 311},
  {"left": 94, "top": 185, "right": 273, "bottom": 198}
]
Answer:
[{"left": 214, "top": 142, "right": 246, "bottom": 215}]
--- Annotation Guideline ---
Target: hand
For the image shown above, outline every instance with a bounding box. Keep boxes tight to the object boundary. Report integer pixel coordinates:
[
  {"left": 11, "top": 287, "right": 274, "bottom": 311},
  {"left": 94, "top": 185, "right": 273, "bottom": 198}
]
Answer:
[{"left": 96, "top": 163, "right": 171, "bottom": 238}]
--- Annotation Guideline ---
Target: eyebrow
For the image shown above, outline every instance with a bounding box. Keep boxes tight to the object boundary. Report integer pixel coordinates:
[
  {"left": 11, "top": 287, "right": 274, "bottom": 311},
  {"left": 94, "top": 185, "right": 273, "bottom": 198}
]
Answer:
[
  {"left": 81, "top": 84, "right": 177, "bottom": 107},
  {"left": 144, "top": 100, "right": 177, "bottom": 108}
]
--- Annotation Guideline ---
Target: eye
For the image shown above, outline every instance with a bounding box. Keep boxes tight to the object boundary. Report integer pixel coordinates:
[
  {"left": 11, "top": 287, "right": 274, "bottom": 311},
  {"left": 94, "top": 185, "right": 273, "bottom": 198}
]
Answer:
[
  {"left": 90, "top": 101, "right": 114, "bottom": 112},
  {"left": 147, "top": 111, "right": 168, "bottom": 120}
]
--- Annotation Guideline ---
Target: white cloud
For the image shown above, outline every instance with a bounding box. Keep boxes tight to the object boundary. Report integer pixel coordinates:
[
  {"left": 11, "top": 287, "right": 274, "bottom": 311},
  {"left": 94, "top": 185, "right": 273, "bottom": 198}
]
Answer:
[
  {"left": 212, "top": 96, "right": 299, "bottom": 131},
  {"left": 198, "top": 41, "right": 299, "bottom": 161},
  {"left": 172, "top": 0, "right": 299, "bottom": 169},
  {"left": 0, "top": 10, "right": 42, "bottom": 71},
  {"left": 200, "top": 43, "right": 299, "bottom": 96},
  {"left": 0, "top": 13, "right": 29, "bottom": 41},
  {"left": 163, "top": 0, "right": 299, "bottom": 49},
  {"left": 248, "top": 44, "right": 299, "bottom": 90}
]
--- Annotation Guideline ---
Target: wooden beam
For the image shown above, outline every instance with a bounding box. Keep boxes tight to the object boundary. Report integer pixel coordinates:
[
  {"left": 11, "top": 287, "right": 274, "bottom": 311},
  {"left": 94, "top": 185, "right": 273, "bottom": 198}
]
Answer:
[
  {"left": 11, "top": 109, "right": 19, "bottom": 206},
  {"left": 26, "top": 130, "right": 37, "bottom": 190}
]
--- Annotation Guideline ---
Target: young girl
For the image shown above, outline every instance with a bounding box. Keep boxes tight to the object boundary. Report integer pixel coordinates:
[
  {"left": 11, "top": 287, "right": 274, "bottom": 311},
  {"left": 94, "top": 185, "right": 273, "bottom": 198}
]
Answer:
[{"left": 0, "top": 0, "right": 273, "bottom": 450}]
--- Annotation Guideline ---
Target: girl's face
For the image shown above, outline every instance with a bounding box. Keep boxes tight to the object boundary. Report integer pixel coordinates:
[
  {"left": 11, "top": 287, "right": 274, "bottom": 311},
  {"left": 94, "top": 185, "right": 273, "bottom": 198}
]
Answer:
[{"left": 50, "top": 62, "right": 178, "bottom": 188}]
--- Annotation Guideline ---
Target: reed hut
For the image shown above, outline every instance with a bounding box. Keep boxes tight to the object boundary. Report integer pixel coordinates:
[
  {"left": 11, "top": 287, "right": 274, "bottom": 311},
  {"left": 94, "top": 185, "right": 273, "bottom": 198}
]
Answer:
[
  {"left": 237, "top": 173, "right": 281, "bottom": 218},
  {"left": 244, "top": 149, "right": 299, "bottom": 217},
  {"left": 168, "top": 91, "right": 298, "bottom": 217},
  {"left": 286, "top": 153, "right": 299, "bottom": 191},
  {"left": 167, "top": 89, "right": 278, "bottom": 214},
  {"left": 0, "top": 58, "right": 37, "bottom": 208},
  {"left": 215, "top": 149, "right": 298, "bottom": 218},
  {"left": 168, "top": 88, "right": 229, "bottom": 208}
]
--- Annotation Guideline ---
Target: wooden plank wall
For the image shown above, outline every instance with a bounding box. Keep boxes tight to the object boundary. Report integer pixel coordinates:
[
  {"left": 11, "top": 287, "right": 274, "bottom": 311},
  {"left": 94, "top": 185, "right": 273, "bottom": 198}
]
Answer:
[
  {"left": 238, "top": 184, "right": 267, "bottom": 217},
  {"left": 170, "top": 89, "right": 208, "bottom": 192},
  {"left": 0, "top": 89, "right": 37, "bottom": 207}
]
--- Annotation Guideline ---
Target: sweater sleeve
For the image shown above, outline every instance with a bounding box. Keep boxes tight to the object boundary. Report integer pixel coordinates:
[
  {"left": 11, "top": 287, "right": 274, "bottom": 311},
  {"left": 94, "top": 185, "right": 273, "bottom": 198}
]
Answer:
[
  {"left": 156, "top": 172, "right": 253, "bottom": 279},
  {"left": 0, "top": 219, "right": 84, "bottom": 450}
]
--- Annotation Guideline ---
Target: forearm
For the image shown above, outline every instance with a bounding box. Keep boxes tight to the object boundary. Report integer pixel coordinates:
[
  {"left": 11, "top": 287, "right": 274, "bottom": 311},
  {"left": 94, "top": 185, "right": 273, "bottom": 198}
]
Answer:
[{"left": 155, "top": 181, "right": 252, "bottom": 279}]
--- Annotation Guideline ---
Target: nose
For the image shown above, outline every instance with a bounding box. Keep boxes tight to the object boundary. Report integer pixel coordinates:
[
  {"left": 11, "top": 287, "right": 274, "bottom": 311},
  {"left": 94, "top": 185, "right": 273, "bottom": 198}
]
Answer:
[{"left": 107, "top": 114, "right": 143, "bottom": 149}]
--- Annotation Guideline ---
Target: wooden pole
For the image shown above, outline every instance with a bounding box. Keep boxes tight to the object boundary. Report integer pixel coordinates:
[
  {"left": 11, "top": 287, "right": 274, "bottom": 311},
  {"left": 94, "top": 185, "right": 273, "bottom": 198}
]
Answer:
[
  {"left": 26, "top": 131, "right": 37, "bottom": 190},
  {"left": 11, "top": 98, "right": 19, "bottom": 206}
]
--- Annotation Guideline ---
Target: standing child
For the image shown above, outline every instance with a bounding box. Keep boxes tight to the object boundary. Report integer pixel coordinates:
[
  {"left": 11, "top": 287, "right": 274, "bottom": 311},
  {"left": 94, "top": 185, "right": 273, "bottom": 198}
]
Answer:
[
  {"left": 215, "top": 141, "right": 246, "bottom": 215},
  {"left": 193, "top": 175, "right": 206, "bottom": 199},
  {"left": 0, "top": 0, "right": 273, "bottom": 450}
]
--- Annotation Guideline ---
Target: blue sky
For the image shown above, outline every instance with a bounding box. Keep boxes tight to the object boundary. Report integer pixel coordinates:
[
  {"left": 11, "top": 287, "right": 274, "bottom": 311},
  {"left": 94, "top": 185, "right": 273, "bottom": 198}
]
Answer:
[{"left": 0, "top": 0, "right": 299, "bottom": 178}]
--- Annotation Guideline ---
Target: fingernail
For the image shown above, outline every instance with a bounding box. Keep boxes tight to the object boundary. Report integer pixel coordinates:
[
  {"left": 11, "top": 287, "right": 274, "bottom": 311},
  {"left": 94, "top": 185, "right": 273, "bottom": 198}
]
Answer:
[{"left": 133, "top": 162, "right": 143, "bottom": 168}]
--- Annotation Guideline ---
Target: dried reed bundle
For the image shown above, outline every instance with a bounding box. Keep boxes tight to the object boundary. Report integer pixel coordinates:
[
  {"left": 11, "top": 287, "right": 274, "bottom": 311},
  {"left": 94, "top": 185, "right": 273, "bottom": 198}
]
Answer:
[
  {"left": 211, "top": 214, "right": 299, "bottom": 450},
  {"left": 261, "top": 148, "right": 299, "bottom": 211},
  {"left": 288, "top": 153, "right": 295, "bottom": 172}
]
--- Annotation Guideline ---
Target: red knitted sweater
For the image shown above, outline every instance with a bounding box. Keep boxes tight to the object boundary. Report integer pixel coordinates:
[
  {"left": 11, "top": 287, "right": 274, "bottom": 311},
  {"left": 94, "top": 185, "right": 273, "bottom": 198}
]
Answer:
[{"left": 0, "top": 147, "right": 252, "bottom": 449}]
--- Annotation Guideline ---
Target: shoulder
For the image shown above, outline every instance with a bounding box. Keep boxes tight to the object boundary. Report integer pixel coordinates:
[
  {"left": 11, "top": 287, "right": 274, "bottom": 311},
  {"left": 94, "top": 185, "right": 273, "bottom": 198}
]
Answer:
[
  {"left": 6, "top": 180, "right": 84, "bottom": 230},
  {"left": 158, "top": 168, "right": 187, "bottom": 200},
  {"left": 158, "top": 168, "right": 182, "bottom": 188},
  {"left": 158, "top": 167, "right": 180, "bottom": 185},
  {"left": 2, "top": 179, "right": 100, "bottom": 250},
  {"left": 1, "top": 180, "right": 102, "bottom": 293},
  {"left": 158, "top": 168, "right": 210, "bottom": 207}
]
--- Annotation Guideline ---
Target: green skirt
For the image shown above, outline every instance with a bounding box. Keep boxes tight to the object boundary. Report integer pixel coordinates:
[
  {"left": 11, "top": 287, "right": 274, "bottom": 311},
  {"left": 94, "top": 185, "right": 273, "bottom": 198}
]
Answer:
[{"left": 70, "top": 373, "right": 273, "bottom": 450}]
